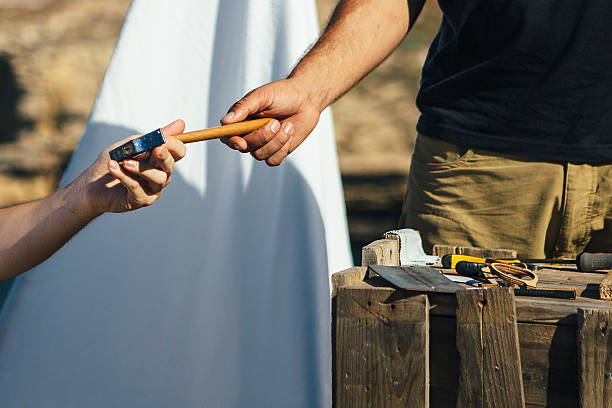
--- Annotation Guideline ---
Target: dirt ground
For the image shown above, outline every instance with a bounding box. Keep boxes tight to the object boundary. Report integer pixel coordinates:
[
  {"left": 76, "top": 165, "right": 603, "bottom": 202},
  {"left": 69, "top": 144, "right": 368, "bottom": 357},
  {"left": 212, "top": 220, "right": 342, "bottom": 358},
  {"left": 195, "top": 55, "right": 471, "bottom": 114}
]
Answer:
[{"left": 0, "top": 0, "right": 442, "bottom": 260}]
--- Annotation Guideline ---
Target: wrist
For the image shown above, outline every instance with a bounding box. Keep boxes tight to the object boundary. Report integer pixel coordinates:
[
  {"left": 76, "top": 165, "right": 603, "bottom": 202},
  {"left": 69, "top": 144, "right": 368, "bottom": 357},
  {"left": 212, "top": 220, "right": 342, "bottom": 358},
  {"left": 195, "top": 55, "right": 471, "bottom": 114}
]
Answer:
[
  {"left": 286, "top": 73, "right": 333, "bottom": 114},
  {"left": 65, "top": 171, "right": 104, "bottom": 220}
]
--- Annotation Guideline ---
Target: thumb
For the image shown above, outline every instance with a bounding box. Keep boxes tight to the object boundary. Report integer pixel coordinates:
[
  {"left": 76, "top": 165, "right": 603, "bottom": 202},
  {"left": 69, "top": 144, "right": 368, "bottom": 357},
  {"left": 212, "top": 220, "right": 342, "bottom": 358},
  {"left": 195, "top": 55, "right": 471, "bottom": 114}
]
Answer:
[{"left": 221, "top": 88, "right": 271, "bottom": 125}]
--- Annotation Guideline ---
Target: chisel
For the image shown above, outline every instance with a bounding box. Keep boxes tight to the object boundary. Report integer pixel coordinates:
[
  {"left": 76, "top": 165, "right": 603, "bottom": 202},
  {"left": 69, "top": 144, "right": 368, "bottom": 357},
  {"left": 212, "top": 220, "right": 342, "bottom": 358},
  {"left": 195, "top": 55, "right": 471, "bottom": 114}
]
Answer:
[{"left": 110, "top": 118, "right": 272, "bottom": 161}]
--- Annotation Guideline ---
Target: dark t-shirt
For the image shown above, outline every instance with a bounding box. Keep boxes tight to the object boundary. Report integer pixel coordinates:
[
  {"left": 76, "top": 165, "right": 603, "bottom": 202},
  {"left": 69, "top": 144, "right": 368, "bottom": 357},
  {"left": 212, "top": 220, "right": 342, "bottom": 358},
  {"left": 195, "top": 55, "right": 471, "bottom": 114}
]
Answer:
[{"left": 416, "top": 0, "right": 612, "bottom": 163}]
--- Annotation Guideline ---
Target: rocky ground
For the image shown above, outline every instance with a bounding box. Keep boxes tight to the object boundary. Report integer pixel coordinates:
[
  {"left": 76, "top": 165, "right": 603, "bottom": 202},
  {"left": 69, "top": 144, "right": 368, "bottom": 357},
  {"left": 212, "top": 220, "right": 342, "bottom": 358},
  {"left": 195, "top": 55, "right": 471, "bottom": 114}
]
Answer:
[{"left": 0, "top": 0, "right": 441, "bottom": 261}]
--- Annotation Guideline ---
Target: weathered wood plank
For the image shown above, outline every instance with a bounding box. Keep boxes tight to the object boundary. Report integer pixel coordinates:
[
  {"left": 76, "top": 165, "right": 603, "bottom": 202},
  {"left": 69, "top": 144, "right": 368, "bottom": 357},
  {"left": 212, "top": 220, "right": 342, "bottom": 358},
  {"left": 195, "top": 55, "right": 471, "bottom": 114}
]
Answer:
[
  {"left": 433, "top": 244, "right": 457, "bottom": 257},
  {"left": 518, "top": 323, "right": 577, "bottom": 408},
  {"left": 578, "top": 308, "right": 612, "bottom": 408},
  {"left": 457, "top": 246, "right": 517, "bottom": 259},
  {"left": 345, "top": 281, "right": 612, "bottom": 324},
  {"left": 334, "top": 287, "right": 429, "bottom": 408},
  {"left": 456, "top": 288, "right": 525, "bottom": 408},
  {"left": 432, "top": 245, "right": 517, "bottom": 259},
  {"left": 427, "top": 320, "right": 578, "bottom": 408},
  {"left": 331, "top": 267, "right": 367, "bottom": 297},
  {"left": 361, "top": 238, "right": 399, "bottom": 267},
  {"left": 430, "top": 315, "right": 459, "bottom": 407},
  {"left": 333, "top": 284, "right": 586, "bottom": 407}
]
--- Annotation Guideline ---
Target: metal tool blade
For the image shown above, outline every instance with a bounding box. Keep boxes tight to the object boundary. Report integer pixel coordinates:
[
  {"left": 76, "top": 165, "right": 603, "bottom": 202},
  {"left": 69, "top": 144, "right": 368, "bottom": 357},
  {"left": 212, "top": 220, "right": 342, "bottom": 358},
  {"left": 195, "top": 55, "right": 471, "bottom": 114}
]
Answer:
[{"left": 369, "top": 265, "right": 465, "bottom": 293}]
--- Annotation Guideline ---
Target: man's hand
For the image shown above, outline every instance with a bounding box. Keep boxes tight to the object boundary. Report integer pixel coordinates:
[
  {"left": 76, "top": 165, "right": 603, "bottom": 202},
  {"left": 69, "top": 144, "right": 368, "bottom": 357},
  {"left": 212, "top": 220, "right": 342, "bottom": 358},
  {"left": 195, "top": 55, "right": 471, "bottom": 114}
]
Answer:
[
  {"left": 219, "top": 0, "right": 410, "bottom": 167},
  {"left": 220, "top": 79, "right": 322, "bottom": 166},
  {"left": 79, "top": 119, "right": 187, "bottom": 215}
]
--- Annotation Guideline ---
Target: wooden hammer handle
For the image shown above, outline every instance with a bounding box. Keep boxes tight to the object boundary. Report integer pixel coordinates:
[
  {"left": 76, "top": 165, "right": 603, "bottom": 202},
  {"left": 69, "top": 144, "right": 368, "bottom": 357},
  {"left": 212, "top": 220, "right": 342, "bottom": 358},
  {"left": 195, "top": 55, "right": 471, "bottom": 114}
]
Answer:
[{"left": 175, "top": 118, "right": 272, "bottom": 144}]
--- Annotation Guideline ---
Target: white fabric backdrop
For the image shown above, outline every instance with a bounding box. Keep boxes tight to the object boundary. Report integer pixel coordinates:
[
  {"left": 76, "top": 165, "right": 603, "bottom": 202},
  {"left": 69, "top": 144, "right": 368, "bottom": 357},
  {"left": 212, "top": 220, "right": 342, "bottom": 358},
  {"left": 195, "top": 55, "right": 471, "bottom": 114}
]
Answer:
[{"left": 0, "top": 1, "right": 352, "bottom": 406}]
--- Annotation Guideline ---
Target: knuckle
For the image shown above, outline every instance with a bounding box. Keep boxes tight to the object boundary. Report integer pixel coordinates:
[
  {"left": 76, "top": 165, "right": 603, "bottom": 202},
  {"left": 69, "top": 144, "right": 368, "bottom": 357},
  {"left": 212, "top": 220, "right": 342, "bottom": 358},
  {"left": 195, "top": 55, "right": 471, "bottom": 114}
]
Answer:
[
  {"left": 233, "top": 99, "right": 249, "bottom": 111},
  {"left": 266, "top": 151, "right": 287, "bottom": 167},
  {"left": 278, "top": 130, "right": 291, "bottom": 144},
  {"left": 150, "top": 182, "right": 164, "bottom": 193},
  {"left": 144, "top": 196, "right": 156, "bottom": 207},
  {"left": 264, "top": 131, "right": 276, "bottom": 144},
  {"left": 126, "top": 181, "right": 139, "bottom": 191}
]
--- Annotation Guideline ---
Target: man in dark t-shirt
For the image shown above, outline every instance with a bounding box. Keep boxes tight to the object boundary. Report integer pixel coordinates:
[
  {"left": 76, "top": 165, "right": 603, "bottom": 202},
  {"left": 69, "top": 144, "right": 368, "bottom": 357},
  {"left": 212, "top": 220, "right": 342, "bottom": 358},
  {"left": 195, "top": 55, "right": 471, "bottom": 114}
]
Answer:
[{"left": 218, "top": 0, "right": 612, "bottom": 258}]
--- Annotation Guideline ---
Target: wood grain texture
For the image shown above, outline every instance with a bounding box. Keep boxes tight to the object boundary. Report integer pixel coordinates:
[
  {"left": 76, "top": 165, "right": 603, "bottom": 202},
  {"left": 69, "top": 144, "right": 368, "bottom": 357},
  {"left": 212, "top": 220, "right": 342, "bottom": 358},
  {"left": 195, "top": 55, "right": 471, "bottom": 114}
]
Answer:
[
  {"left": 578, "top": 308, "right": 612, "bottom": 408},
  {"left": 456, "top": 288, "right": 525, "bottom": 408},
  {"left": 433, "top": 244, "right": 457, "bottom": 257},
  {"left": 332, "top": 283, "right": 584, "bottom": 407},
  {"left": 361, "top": 238, "right": 399, "bottom": 267},
  {"left": 175, "top": 118, "right": 272, "bottom": 143},
  {"left": 599, "top": 270, "right": 612, "bottom": 300},
  {"left": 430, "top": 315, "right": 460, "bottom": 407},
  {"left": 518, "top": 323, "right": 578, "bottom": 408},
  {"left": 331, "top": 267, "right": 367, "bottom": 297},
  {"left": 334, "top": 287, "right": 429, "bottom": 408},
  {"left": 346, "top": 279, "right": 612, "bottom": 324},
  {"left": 457, "top": 247, "right": 517, "bottom": 259},
  {"left": 432, "top": 245, "right": 517, "bottom": 259}
]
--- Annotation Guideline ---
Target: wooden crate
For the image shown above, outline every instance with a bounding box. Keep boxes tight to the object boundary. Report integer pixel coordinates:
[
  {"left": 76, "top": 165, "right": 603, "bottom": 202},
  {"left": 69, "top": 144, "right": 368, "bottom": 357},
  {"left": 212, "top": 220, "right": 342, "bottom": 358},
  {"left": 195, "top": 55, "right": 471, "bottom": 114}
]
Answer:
[{"left": 332, "top": 239, "right": 612, "bottom": 407}]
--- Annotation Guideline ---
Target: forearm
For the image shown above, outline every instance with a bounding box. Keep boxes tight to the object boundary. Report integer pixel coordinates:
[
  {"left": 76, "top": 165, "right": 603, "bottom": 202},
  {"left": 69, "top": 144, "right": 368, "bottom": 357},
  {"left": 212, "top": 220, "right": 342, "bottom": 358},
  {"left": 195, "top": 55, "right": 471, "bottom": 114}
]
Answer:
[
  {"left": 0, "top": 177, "right": 98, "bottom": 280},
  {"left": 290, "top": 0, "right": 410, "bottom": 111}
]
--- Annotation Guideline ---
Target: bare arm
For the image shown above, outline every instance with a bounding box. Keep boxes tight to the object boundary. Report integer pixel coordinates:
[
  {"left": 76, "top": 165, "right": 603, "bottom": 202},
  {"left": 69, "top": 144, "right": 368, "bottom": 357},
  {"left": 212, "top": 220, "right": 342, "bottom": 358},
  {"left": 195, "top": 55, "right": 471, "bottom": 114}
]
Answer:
[
  {"left": 0, "top": 120, "right": 186, "bottom": 280},
  {"left": 220, "top": 0, "right": 417, "bottom": 165},
  {"left": 291, "top": 0, "right": 411, "bottom": 110}
]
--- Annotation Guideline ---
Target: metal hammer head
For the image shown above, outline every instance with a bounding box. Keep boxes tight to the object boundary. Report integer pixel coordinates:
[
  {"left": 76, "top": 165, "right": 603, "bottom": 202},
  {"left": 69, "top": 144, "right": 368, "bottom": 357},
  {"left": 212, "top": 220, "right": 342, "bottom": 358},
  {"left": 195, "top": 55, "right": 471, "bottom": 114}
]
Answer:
[{"left": 109, "top": 129, "right": 165, "bottom": 162}]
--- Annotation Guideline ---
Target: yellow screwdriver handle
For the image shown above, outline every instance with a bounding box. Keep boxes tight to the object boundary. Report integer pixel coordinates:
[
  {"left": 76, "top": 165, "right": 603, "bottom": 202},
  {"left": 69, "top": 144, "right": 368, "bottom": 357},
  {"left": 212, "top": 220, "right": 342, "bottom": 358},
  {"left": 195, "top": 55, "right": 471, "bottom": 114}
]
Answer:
[{"left": 442, "top": 254, "right": 521, "bottom": 269}]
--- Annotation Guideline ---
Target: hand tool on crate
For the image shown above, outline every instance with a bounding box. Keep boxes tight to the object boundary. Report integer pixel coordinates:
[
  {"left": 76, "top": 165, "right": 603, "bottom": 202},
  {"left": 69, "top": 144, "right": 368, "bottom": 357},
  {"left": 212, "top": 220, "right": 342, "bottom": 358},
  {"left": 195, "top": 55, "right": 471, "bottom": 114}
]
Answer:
[
  {"left": 441, "top": 254, "right": 541, "bottom": 271},
  {"left": 444, "top": 252, "right": 612, "bottom": 272},
  {"left": 109, "top": 118, "right": 272, "bottom": 161},
  {"left": 453, "top": 261, "right": 538, "bottom": 287},
  {"left": 497, "top": 252, "right": 612, "bottom": 272},
  {"left": 369, "top": 265, "right": 464, "bottom": 293},
  {"left": 454, "top": 260, "right": 576, "bottom": 299}
]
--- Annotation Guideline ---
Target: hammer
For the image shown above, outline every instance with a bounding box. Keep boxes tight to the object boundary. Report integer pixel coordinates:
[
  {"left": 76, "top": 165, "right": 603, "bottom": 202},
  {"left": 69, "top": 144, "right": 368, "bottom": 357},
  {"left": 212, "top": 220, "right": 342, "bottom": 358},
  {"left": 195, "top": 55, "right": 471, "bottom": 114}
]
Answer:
[{"left": 109, "top": 118, "right": 272, "bottom": 161}]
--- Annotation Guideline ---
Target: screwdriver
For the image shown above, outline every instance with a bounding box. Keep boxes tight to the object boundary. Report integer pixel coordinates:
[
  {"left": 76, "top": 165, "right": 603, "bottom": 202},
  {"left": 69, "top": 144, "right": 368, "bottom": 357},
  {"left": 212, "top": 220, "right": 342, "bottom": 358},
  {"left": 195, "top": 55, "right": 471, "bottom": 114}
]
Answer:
[{"left": 441, "top": 254, "right": 540, "bottom": 271}]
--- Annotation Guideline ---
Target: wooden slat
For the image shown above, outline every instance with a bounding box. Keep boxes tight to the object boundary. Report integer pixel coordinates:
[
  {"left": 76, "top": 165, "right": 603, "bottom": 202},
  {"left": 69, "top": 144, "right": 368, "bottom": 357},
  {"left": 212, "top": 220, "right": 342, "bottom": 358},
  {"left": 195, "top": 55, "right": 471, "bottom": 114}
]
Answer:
[
  {"left": 433, "top": 245, "right": 457, "bottom": 257},
  {"left": 331, "top": 267, "right": 367, "bottom": 297},
  {"left": 578, "top": 308, "right": 612, "bottom": 407},
  {"left": 361, "top": 238, "right": 399, "bottom": 267},
  {"left": 432, "top": 245, "right": 517, "bottom": 259},
  {"left": 430, "top": 315, "right": 460, "bottom": 407},
  {"left": 333, "top": 284, "right": 588, "bottom": 407},
  {"left": 457, "top": 246, "right": 517, "bottom": 259},
  {"left": 346, "top": 281, "right": 612, "bottom": 325},
  {"left": 456, "top": 288, "right": 525, "bottom": 408},
  {"left": 518, "top": 323, "right": 578, "bottom": 408},
  {"left": 334, "top": 287, "right": 429, "bottom": 407}
]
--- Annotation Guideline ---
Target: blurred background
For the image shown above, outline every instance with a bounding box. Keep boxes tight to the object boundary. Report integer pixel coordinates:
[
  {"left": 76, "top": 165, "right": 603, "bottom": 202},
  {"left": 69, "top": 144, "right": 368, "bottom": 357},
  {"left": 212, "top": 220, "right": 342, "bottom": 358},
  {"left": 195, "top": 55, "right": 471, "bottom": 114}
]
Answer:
[{"left": 0, "top": 0, "right": 441, "bottom": 262}]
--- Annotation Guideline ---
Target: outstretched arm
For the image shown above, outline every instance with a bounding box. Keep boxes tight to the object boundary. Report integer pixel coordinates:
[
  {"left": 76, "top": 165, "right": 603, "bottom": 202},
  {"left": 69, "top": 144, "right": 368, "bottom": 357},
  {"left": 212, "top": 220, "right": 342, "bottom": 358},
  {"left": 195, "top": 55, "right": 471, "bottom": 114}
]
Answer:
[
  {"left": 220, "top": 0, "right": 418, "bottom": 165},
  {"left": 0, "top": 120, "right": 187, "bottom": 280}
]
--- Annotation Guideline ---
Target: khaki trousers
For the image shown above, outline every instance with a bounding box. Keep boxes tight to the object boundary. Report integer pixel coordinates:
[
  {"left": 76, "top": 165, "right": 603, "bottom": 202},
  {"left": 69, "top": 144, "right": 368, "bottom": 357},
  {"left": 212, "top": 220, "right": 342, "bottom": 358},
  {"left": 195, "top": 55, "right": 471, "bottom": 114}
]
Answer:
[{"left": 399, "top": 135, "right": 612, "bottom": 258}]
